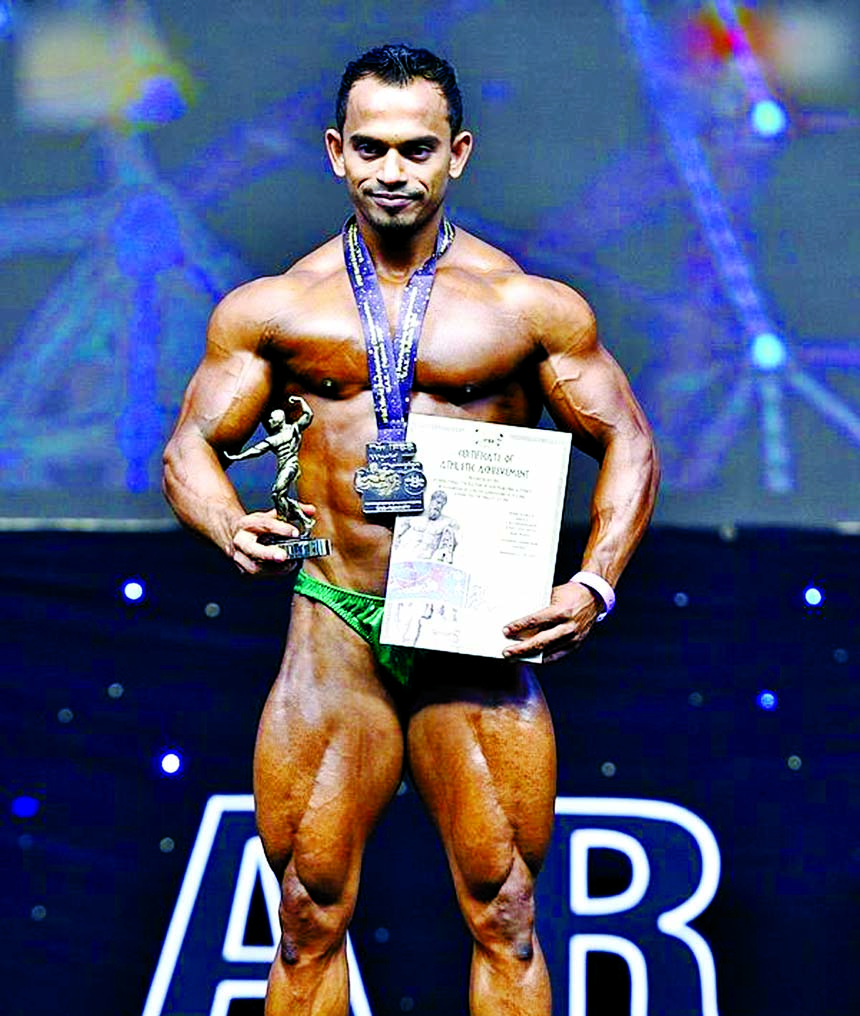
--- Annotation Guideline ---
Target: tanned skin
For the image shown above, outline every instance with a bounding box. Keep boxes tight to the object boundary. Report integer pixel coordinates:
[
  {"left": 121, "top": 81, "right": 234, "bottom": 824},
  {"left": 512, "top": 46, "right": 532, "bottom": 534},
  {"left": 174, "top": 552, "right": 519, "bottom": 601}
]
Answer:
[{"left": 163, "top": 74, "right": 659, "bottom": 1016}]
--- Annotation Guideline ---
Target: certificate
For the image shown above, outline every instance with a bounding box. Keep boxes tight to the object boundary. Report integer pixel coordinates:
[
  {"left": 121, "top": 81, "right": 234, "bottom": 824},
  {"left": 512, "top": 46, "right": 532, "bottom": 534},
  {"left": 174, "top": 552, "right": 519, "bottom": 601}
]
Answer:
[{"left": 380, "top": 414, "right": 571, "bottom": 660}]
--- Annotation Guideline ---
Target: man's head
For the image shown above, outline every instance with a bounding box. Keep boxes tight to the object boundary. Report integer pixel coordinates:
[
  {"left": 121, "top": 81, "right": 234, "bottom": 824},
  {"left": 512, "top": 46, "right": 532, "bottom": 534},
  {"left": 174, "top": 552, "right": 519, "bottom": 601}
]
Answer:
[
  {"left": 335, "top": 44, "right": 463, "bottom": 139},
  {"left": 325, "top": 44, "right": 473, "bottom": 236},
  {"left": 428, "top": 489, "right": 447, "bottom": 519}
]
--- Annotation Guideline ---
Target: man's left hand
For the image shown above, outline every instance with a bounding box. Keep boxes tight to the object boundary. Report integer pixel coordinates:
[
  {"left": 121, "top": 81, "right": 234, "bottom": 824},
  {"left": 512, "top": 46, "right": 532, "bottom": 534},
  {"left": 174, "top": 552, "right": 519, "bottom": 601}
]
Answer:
[{"left": 502, "top": 582, "right": 603, "bottom": 663}]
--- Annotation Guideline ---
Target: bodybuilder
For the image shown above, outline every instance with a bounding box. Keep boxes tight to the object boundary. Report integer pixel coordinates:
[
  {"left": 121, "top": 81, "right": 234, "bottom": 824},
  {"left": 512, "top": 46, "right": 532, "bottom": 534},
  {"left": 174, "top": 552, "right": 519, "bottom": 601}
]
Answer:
[{"left": 163, "top": 43, "right": 659, "bottom": 1016}]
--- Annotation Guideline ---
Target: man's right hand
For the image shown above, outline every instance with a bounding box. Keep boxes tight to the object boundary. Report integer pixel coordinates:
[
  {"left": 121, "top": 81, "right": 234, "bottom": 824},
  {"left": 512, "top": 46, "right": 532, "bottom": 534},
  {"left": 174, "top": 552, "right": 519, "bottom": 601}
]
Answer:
[{"left": 228, "top": 507, "right": 315, "bottom": 575}]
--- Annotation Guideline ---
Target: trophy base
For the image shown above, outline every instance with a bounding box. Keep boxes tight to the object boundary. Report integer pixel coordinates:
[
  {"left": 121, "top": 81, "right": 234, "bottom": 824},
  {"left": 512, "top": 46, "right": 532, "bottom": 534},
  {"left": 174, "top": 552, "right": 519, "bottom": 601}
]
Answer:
[{"left": 258, "top": 534, "right": 332, "bottom": 560}]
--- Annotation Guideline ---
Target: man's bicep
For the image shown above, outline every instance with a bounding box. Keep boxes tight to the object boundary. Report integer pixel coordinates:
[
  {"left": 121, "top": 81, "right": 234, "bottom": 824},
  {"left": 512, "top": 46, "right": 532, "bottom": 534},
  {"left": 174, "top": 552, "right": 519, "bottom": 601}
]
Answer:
[
  {"left": 538, "top": 314, "right": 650, "bottom": 458},
  {"left": 178, "top": 347, "right": 272, "bottom": 452},
  {"left": 180, "top": 283, "right": 281, "bottom": 441}
]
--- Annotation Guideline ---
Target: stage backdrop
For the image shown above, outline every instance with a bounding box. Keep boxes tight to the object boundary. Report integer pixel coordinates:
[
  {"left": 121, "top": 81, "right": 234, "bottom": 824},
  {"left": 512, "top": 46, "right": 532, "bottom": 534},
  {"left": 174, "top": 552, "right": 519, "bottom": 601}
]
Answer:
[
  {"left": 3, "top": 525, "right": 858, "bottom": 1015},
  {"left": 0, "top": 0, "right": 858, "bottom": 528}
]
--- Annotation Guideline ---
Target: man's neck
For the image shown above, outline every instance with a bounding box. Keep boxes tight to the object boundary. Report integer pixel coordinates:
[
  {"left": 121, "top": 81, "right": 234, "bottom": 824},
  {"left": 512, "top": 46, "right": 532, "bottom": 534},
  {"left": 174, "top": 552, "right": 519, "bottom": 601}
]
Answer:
[{"left": 355, "top": 211, "right": 443, "bottom": 282}]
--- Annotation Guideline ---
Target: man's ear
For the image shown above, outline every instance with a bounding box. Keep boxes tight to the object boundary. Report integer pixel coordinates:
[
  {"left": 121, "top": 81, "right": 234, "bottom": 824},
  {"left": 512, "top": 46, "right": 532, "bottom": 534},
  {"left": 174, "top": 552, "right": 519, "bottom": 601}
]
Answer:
[
  {"left": 448, "top": 130, "right": 474, "bottom": 179},
  {"left": 325, "top": 128, "right": 346, "bottom": 178}
]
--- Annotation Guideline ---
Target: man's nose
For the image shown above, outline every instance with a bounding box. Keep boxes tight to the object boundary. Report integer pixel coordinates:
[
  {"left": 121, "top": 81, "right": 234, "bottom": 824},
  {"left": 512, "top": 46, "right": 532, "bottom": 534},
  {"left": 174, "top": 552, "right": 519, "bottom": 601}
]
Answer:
[{"left": 378, "top": 148, "right": 406, "bottom": 186}]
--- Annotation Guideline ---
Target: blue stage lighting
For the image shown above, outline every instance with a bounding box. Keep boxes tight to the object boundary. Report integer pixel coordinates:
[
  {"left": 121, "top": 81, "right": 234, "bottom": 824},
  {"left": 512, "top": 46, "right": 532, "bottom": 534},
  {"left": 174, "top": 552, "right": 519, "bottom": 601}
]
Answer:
[
  {"left": 124, "top": 75, "right": 188, "bottom": 127},
  {"left": 160, "top": 751, "right": 183, "bottom": 776},
  {"left": 750, "top": 99, "right": 788, "bottom": 138},
  {"left": 122, "top": 579, "right": 146, "bottom": 603},
  {"left": 750, "top": 332, "right": 787, "bottom": 371},
  {"left": 11, "top": 795, "right": 40, "bottom": 819},
  {"left": 757, "top": 690, "right": 778, "bottom": 711},
  {"left": 804, "top": 585, "right": 824, "bottom": 607}
]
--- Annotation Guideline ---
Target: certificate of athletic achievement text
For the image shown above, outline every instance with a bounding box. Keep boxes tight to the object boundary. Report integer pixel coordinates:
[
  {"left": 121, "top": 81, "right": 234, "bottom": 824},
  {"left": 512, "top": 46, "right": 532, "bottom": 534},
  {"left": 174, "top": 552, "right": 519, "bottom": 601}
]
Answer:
[{"left": 380, "top": 414, "right": 572, "bottom": 660}]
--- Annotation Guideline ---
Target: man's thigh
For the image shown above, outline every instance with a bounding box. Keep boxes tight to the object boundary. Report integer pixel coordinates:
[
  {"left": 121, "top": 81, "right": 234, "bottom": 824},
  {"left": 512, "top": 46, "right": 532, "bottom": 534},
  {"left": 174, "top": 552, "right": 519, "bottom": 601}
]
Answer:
[
  {"left": 405, "top": 658, "right": 557, "bottom": 893},
  {"left": 254, "top": 594, "right": 405, "bottom": 890}
]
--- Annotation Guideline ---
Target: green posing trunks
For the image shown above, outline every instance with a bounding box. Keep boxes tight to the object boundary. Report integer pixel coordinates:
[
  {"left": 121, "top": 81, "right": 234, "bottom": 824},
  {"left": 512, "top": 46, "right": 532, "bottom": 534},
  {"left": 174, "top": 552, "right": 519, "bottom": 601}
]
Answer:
[{"left": 293, "top": 570, "right": 421, "bottom": 687}]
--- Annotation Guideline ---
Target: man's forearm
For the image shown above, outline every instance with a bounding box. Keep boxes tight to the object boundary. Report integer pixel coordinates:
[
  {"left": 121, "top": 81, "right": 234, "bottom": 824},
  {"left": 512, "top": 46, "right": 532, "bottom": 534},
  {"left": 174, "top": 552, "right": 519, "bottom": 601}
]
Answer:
[
  {"left": 577, "top": 430, "right": 660, "bottom": 588},
  {"left": 163, "top": 433, "right": 247, "bottom": 558}
]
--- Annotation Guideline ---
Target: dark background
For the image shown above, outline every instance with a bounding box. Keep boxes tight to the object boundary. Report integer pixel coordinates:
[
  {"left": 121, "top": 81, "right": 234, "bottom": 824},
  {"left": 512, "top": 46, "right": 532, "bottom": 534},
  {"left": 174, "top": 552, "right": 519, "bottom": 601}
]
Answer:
[{"left": 3, "top": 526, "right": 858, "bottom": 1015}]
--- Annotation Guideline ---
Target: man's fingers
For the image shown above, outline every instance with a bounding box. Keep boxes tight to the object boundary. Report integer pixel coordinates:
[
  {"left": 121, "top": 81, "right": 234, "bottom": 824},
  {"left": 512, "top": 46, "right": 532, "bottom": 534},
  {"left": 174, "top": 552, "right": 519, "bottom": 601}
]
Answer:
[
  {"left": 503, "top": 631, "right": 581, "bottom": 662},
  {"left": 230, "top": 510, "right": 309, "bottom": 574},
  {"left": 502, "top": 584, "right": 602, "bottom": 658},
  {"left": 235, "top": 526, "right": 300, "bottom": 563},
  {"left": 240, "top": 510, "right": 300, "bottom": 538},
  {"left": 241, "top": 506, "right": 317, "bottom": 537},
  {"left": 502, "top": 621, "right": 579, "bottom": 659},
  {"left": 503, "top": 604, "right": 570, "bottom": 640},
  {"left": 235, "top": 536, "right": 289, "bottom": 564},
  {"left": 233, "top": 548, "right": 262, "bottom": 574},
  {"left": 232, "top": 542, "right": 298, "bottom": 576},
  {"left": 502, "top": 598, "right": 597, "bottom": 660}
]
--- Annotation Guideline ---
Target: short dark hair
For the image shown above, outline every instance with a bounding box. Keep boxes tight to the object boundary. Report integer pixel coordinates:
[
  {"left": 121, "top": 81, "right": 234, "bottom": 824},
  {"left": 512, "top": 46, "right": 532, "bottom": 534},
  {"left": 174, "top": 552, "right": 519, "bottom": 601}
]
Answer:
[{"left": 335, "top": 44, "right": 463, "bottom": 137}]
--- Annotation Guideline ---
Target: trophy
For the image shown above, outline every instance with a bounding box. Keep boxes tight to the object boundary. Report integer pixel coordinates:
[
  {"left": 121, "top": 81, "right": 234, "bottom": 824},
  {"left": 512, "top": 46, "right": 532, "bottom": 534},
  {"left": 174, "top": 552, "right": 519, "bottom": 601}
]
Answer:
[{"left": 224, "top": 395, "right": 331, "bottom": 560}]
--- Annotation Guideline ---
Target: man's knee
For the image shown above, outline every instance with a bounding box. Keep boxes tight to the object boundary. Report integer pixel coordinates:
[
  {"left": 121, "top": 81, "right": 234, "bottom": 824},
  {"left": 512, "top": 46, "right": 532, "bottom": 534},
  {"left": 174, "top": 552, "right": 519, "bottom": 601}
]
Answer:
[
  {"left": 460, "top": 851, "right": 538, "bottom": 962},
  {"left": 277, "top": 858, "right": 355, "bottom": 966}
]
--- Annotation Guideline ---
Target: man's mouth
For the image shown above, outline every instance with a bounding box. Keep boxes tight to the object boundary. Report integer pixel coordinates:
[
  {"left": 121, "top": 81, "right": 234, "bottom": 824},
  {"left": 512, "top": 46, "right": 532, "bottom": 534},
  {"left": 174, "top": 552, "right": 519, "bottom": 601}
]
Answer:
[{"left": 370, "top": 192, "right": 418, "bottom": 210}]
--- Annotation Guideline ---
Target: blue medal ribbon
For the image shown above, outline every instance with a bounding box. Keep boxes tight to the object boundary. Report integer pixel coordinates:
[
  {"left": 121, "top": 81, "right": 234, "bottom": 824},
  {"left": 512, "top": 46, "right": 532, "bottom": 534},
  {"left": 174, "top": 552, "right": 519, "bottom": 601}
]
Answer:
[{"left": 343, "top": 216, "right": 455, "bottom": 442}]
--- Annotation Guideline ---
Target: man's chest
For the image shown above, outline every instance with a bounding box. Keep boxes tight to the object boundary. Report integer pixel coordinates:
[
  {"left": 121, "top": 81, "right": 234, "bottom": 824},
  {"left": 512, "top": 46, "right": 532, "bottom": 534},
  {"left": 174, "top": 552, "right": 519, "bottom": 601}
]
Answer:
[{"left": 270, "top": 277, "right": 535, "bottom": 398}]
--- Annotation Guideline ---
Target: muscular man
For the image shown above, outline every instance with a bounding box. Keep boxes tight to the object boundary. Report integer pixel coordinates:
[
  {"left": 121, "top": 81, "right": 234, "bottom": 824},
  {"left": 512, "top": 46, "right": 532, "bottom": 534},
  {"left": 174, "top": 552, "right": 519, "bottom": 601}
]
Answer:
[
  {"left": 163, "top": 44, "right": 658, "bottom": 1016},
  {"left": 224, "top": 395, "right": 315, "bottom": 532},
  {"left": 394, "top": 488, "right": 458, "bottom": 561}
]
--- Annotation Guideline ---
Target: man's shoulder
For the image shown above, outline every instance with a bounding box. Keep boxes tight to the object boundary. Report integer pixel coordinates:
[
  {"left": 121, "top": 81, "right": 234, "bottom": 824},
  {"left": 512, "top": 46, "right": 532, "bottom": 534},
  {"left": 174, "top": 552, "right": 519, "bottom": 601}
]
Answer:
[
  {"left": 283, "top": 233, "right": 344, "bottom": 281},
  {"left": 496, "top": 270, "right": 597, "bottom": 354},
  {"left": 450, "top": 228, "right": 594, "bottom": 324},
  {"left": 226, "top": 235, "right": 342, "bottom": 304},
  {"left": 449, "top": 227, "right": 523, "bottom": 276},
  {"left": 209, "top": 236, "right": 343, "bottom": 344},
  {"left": 505, "top": 272, "right": 594, "bottom": 325}
]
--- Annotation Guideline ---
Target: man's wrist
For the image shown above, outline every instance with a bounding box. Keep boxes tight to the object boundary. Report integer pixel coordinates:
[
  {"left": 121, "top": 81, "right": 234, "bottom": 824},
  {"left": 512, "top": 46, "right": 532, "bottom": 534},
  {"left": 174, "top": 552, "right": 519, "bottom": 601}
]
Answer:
[{"left": 569, "top": 570, "right": 616, "bottom": 621}]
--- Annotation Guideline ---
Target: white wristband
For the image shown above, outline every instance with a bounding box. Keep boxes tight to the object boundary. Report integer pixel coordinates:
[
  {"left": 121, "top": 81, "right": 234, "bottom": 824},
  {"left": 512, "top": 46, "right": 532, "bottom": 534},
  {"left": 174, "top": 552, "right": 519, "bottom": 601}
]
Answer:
[{"left": 570, "top": 570, "right": 616, "bottom": 621}]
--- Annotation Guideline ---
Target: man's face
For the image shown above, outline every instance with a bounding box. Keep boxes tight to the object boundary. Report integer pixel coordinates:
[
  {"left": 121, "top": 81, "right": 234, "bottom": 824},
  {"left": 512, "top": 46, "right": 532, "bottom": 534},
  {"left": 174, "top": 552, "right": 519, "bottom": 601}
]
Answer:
[
  {"left": 326, "top": 76, "right": 472, "bottom": 235},
  {"left": 428, "top": 496, "right": 445, "bottom": 519}
]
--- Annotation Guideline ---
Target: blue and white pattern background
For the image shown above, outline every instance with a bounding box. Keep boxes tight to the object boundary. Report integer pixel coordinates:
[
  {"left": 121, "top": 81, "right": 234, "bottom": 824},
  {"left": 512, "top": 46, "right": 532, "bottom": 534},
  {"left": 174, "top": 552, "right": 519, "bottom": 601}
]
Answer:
[{"left": 0, "top": 0, "right": 857, "bottom": 526}]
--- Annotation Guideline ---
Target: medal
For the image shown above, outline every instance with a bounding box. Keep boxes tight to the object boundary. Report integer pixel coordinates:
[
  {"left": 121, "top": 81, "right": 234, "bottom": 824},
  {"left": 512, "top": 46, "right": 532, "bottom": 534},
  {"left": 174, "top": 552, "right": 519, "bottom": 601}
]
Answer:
[
  {"left": 343, "top": 216, "right": 455, "bottom": 515},
  {"left": 354, "top": 440, "right": 428, "bottom": 515}
]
